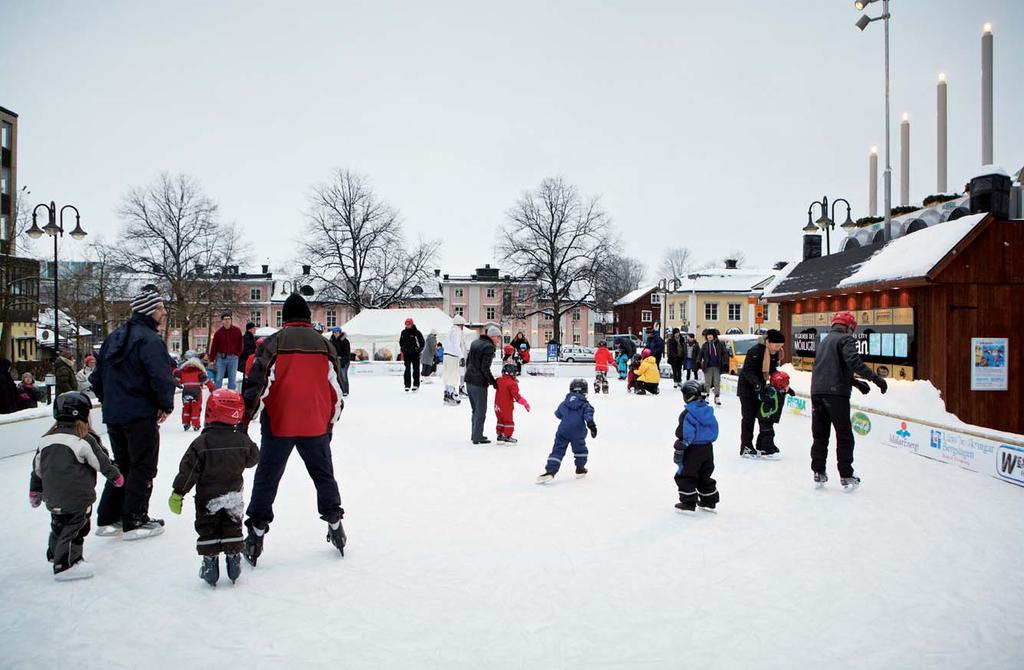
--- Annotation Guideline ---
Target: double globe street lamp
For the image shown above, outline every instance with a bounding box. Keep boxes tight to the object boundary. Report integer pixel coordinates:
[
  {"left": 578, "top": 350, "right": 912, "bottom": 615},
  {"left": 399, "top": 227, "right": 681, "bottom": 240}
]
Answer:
[
  {"left": 27, "top": 201, "right": 87, "bottom": 360},
  {"left": 803, "top": 196, "right": 855, "bottom": 256}
]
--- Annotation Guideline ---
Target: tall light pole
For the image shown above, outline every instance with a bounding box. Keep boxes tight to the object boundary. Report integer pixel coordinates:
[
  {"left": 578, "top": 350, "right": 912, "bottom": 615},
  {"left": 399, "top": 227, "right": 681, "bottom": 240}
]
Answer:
[
  {"left": 27, "top": 201, "right": 86, "bottom": 361},
  {"left": 855, "top": 0, "right": 893, "bottom": 242}
]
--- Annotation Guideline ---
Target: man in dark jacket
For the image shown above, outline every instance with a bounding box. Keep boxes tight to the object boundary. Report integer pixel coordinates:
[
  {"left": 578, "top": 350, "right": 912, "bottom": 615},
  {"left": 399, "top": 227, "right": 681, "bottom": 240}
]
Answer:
[
  {"left": 645, "top": 330, "right": 665, "bottom": 366},
  {"left": 240, "top": 322, "right": 257, "bottom": 382},
  {"left": 666, "top": 328, "right": 685, "bottom": 388},
  {"left": 0, "top": 357, "right": 19, "bottom": 414},
  {"left": 329, "top": 326, "right": 351, "bottom": 397},
  {"left": 54, "top": 349, "right": 78, "bottom": 396},
  {"left": 810, "top": 311, "right": 887, "bottom": 488},
  {"left": 465, "top": 325, "right": 500, "bottom": 444},
  {"left": 697, "top": 329, "right": 730, "bottom": 406},
  {"left": 683, "top": 333, "right": 700, "bottom": 381},
  {"left": 399, "top": 318, "right": 425, "bottom": 391},
  {"left": 242, "top": 293, "right": 345, "bottom": 565},
  {"left": 91, "top": 284, "right": 176, "bottom": 539},
  {"left": 738, "top": 329, "right": 785, "bottom": 457}
]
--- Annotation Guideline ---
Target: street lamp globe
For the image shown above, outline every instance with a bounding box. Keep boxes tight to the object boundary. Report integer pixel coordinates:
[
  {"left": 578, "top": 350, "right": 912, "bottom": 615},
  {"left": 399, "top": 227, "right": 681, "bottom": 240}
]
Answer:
[{"left": 27, "top": 218, "right": 44, "bottom": 239}]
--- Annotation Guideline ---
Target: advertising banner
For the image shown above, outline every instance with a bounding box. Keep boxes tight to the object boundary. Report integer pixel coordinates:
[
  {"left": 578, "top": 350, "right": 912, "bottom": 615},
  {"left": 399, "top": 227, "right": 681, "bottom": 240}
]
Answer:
[
  {"left": 970, "top": 337, "right": 1008, "bottom": 391},
  {"left": 790, "top": 308, "right": 915, "bottom": 380}
]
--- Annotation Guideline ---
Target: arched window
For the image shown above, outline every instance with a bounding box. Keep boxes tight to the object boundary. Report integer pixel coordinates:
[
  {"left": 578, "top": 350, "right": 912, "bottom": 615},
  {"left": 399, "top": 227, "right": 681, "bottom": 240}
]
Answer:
[
  {"left": 872, "top": 230, "right": 886, "bottom": 245},
  {"left": 841, "top": 237, "right": 861, "bottom": 251},
  {"left": 905, "top": 219, "right": 928, "bottom": 234}
]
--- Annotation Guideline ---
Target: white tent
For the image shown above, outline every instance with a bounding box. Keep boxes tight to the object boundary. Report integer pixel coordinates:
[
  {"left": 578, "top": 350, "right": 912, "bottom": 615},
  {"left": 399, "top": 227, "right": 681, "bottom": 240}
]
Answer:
[{"left": 340, "top": 308, "right": 454, "bottom": 360}]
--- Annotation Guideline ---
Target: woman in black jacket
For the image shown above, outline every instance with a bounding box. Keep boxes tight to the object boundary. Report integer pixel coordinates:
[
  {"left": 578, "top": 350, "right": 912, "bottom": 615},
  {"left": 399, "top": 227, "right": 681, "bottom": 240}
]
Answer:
[{"left": 737, "top": 330, "right": 785, "bottom": 458}]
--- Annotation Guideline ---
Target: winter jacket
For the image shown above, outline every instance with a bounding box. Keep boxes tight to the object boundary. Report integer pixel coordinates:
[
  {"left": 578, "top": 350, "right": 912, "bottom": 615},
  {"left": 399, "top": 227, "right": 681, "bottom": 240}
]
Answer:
[
  {"left": 758, "top": 387, "right": 788, "bottom": 424},
  {"left": 697, "top": 339, "right": 730, "bottom": 371},
  {"left": 244, "top": 320, "right": 343, "bottom": 437},
  {"left": 684, "top": 340, "right": 700, "bottom": 362},
  {"left": 241, "top": 331, "right": 257, "bottom": 370},
  {"left": 17, "top": 382, "right": 44, "bottom": 409},
  {"left": 554, "top": 392, "right": 595, "bottom": 440},
  {"left": 171, "top": 423, "right": 260, "bottom": 508},
  {"left": 174, "top": 359, "right": 215, "bottom": 401},
  {"left": 76, "top": 366, "right": 95, "bottom": 391},
  {"left": 510, "top": 336, "right": 530, "bottom": 353},
  {"left": 615, "top": 352, "right": 629, "bottom": 373},
  {"left": 209, "top": 325, "right": 244, "bottom": 359},
  {"left": 445, "top": 326, "right": 467, "bottom": 360},
  {"left": 519, "top": 348, "right": 531, "bottom": 364},
  {"left": 674, "top": 400, "right": 719, "bottom": 447},
  {"left": 0, "top": 358, "right": 19, "bottom": 414},
  {"left": 424, "top": 333, "right": 437, "bottom": 361},
  {"left": 593, "top": 346, "right": 615, "bottom": 372},
  {"left": 737, "top": 342, "right": 779, "bottom": 398},
  {"left": 615, "top": 336, "right": 637, "bottom": 358},
  {"left": 811, "top": 325, "right": 879, "bottom": 397},
  {"left": 330, "top": 334, "right": 352, "bottom": 366},
  {"left": 666, "top": 334, "right": 684, "bottom": 362},
  {"left": 90, "top": 313, "right": 177, "bottom": 425},
  {"left": 645, "top": 333, "right": 665, "bottom": 360},
  {"left": 30, "top": 425, "right": 121, "bottom": 513},
  {"left": 400, "top": 326, "right": 425, "bottom": 359},
  {"left": 54, "top": 357, "right": 77, "bottom": 396},
  {"left": 494, "top": 375, "right": 526, "bottom": 416},
  {"left": 636, "top": 355, "right": 660, "bottom": 384},
  {"left": 465, "top": 336, "right": 497, "bottom": 387}
]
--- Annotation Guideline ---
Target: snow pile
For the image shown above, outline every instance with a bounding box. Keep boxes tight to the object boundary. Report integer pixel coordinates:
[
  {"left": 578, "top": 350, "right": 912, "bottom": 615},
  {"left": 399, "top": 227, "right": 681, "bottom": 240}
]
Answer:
[{"left": 837, "top": 212, "right": 986, "bottom": 289}]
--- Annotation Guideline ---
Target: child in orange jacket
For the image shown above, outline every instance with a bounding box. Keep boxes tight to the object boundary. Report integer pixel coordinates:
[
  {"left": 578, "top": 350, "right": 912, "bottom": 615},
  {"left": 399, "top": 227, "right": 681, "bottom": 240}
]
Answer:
[
  {"left": 494, "top": 363, "right": 530, "bottom": 444},
  {"left": 593, "top": 340, "right": 615, "bottom": 394}
]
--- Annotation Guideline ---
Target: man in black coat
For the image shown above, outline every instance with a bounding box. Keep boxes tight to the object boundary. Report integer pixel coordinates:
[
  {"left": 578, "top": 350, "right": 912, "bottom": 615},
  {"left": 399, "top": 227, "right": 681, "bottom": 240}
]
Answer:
[
  {"left": 241, "top": 322, "right": 257, "bottom": 382},
  {"left": 399, "top": 318, "right": 425, "bottom": 391},
  {"left": 90, "top": 284, "right": 177, "bottom": 539},
  {"left": 666, "top": 328, "right": 685, "bottom": 388},
  {"left": 738, "top": 329, "right": 785, "bottom": 457},
  {"left": 810, "top": 311, "right": 887, "bottom": 488},
  {"left": 465, "top": 326, "right": 500, "bottom": 444},
  {"left": 330, "top": 326, "right": 352, "bottom": 397},
  {"left": 645, "top": 330, "right": 665, "bottom": 366},
  {"left": 683, "top": 333, "right": 700, "bottom": 381}
]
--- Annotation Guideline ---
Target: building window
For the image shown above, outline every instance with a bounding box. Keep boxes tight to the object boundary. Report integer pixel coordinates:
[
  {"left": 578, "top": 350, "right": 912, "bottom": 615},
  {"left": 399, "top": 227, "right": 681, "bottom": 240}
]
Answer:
[
  {"left": 573, "top": 334, "right": 581, "bottom": 344},
  {"left": 486, "top": 306, "right": 496, "bottom": 320},
  {"left": 763, "top": 304, "right": 771, "bottom": 321},
  {"left": 641, "top": 310, "right": 652, "bottom": 322},
  {"left": 454, "top": 306, "right": 464, "bottom": 317},
  {"left": 275, "top": 310, "right": 282, "bottom": 327},
  {"left": 650, "top": 293, "right": 661, "bottom": 305},
  {"left": 668, "top": 303, "right": 675, "bottom": 320},
  {"left": 195, "top": 337, "right": 208, "bottom": 353},
  {"left": 326, "top": 310, "right": 337, "bottom": 328},
  {"left": 728, "top": 303, "right": 742, "bottom": 321},
  {"left": 544, "top": 330, "right": 553, "bottom": 342},
  {"left": 514, "top": 308, "right": 526, "bottom": 320},
  {"left": 0, "top": 215, "right": 7, "bottom": 242},
  {"left": 250, "top": 311, "right": 262, "bottom": 327},
  {"left": 486, "top": 288, "right": 496, "bottom": 299},
  {"left": 170, "top": 340, "right": 181, "bottom": 353},
  {"left": 250, "top": 287, "right": 262, "bottom": 301},
  {"left": 1, "top": 122, "right": 10, "bottom": 148},
  {"left": 705, "top": 303, "right": 718, "bottom": 321},
  {"left": 454, "top": 288, "right": 464, "bottom": 298},
  {"left": 518, "top": 288, "right": 527, "bottom": 300}
]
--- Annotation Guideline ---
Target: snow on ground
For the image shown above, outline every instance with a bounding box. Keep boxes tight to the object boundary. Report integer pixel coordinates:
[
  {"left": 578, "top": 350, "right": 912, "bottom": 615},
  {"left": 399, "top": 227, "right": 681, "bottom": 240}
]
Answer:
[{"left": 1, "top": 374, "right": 1022, "bottom": 669}]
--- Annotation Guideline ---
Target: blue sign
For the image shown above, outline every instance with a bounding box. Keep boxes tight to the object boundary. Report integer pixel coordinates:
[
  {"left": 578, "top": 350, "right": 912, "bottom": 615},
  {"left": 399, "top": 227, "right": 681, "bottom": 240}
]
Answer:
[{"left": 547, "top": 343, "right": 559, "bottom": 361}]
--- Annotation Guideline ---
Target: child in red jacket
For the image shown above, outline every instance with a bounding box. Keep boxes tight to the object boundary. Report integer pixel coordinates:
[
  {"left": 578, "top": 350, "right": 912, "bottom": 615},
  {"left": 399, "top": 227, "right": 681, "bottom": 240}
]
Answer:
[
  {"left": 174, "top": 352, "right": 215, "bottom": 431},
  {"left": 494, "top": 363, "right": 530, "bottom": 444},
  {"left": 593, "top": 340, "right": 615, "bottom": 395}
]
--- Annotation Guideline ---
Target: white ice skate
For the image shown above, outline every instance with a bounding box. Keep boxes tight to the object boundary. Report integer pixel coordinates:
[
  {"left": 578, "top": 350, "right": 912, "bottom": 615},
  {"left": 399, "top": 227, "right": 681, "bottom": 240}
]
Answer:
[
  {"left": 54, "top": 561, "right": 96, "bottom": 582},
  {"left": 123, "top": 519, "right": 165, "bottom": 542},
  {"left": 813, "top": 472, "right": 828, "bottom": 489},
  {"left": 95, "top": 523, "right": 122, "bottom": 537},
  {"left": 536, "top": 473, "right": 555, "bottom": 485}
]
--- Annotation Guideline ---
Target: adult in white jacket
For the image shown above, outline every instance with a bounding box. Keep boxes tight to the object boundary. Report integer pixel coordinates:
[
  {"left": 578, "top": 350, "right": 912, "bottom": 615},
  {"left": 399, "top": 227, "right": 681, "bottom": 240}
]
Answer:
[{"left": 443, "top": 315, "right": 467, "bottom": 405}]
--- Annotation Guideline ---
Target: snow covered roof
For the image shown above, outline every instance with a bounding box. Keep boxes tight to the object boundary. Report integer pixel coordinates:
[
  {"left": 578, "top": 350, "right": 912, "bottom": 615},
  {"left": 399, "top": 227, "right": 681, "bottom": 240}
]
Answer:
[
  {"left": 672, "top": 269, "right": 775, "bottom": 294},
  {"left": 613, "top": 285, "right": 656, "bottom": 306}
]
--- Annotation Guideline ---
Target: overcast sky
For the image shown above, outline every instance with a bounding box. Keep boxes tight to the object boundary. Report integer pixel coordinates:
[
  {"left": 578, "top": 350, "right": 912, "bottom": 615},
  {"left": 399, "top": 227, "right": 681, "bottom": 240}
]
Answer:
[{"left": 4, "top": 0, "right": 1022, "bottom": 278}]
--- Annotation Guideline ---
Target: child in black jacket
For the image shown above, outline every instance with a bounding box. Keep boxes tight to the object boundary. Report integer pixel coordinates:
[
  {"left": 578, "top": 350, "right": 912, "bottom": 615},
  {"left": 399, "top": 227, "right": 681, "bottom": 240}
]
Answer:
[{"left": 168, "top": 389, "right": 259, "bottom": 586}]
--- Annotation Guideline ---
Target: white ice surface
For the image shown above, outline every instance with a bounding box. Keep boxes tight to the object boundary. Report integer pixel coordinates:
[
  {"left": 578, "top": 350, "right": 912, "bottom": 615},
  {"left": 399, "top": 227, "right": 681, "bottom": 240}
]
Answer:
[{"left": 1, "top": 374, "right": 1022, "bottom": 669}]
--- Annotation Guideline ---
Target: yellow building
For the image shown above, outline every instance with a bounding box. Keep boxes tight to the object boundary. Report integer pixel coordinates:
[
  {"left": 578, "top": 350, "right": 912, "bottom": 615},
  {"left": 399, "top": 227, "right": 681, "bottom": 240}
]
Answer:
[{"left": 660, "top": 266, "right": 782, "bottom": 335}]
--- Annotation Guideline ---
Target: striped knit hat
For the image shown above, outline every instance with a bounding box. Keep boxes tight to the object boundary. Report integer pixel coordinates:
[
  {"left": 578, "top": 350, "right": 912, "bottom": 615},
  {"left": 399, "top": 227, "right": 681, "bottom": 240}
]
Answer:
[{"left": 131, "top": 284, "right": 165, "bottom": 316}]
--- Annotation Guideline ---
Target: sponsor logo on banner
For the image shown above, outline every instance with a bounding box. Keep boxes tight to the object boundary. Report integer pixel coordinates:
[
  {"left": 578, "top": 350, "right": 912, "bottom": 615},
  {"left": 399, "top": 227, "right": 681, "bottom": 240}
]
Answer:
[
  {"left": 887, "top": 421, "right": 920, "bottom": 451},
  {"left": 785, "top": 395, "right": 808, "bottom": 416},
  {"left": 996, "top": 445, "right": 1024, "bottom": 485},
  {"left": 930, "top": 430, "right": 942, "bottom": 449},
  {"left": 851, "top": 412, "right": 872, "bottom": 436}
]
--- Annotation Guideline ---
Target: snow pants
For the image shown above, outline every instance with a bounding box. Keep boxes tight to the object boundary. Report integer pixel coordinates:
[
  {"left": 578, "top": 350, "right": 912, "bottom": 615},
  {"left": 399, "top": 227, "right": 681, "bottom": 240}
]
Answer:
[
  {"left": 246, "top": 433, "right": 343, "bottom": 526},
  {"left": 703, "top": 367, "right": 722, "bottom": 399},
  {"left": 684, "top": 359, "right": 696, "bottom": 381},
  {"left": 49, "top": 506, "right": 91, "bottom": 575},
  {"left": 545, "top": 430, "right": 588, "bottom": 474},
  {"left": 811, "top": 395, "right": 856, "bottom": 478},
  {"left": 214, "top": 354, "right": 239, "bottom": 390},
  {"left": 97, "top": 419, "right": 160, "bottom": 528},
  {"left": 495, "top": 407, "right": 515, "bottom": 438},
  {"left": 181, "top": 388, "right": 204, "bottom": 429},
  {"left": 674, "top": 443, "right": 719, "bottom": 506},
  {"left": 635, "top": 381, "right": 660, "bottom": 395},
  {"left": 195, "top": 505, "right": 244, "bottom": 556},
  {"left": 594, "top": 370, "right": 609, "bottom": 394},
  {"left": 403, "top": 352, "right": 421, "bottom": 389},
  {"left": 466, "top": 383, "right": 489, "bottom": 442},
  {"left": 443, "top": 355, "right": 461, "bottom": 394},
  {"left": 739, "top": 395, "right": 777, "bottom": 454}
]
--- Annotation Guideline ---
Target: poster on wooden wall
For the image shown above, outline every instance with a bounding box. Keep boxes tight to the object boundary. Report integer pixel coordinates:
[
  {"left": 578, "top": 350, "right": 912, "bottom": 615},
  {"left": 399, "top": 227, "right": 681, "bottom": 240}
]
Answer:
[
  {"left": 970, "top": 337, "right": 1008, "bottom": 391},
  {"left": 790, "top": 308, "right": 915, "bottom": 379}
]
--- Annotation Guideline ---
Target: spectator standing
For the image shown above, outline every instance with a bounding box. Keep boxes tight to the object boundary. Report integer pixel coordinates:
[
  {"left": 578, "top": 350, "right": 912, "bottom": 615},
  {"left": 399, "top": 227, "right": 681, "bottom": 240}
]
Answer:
[
  {"left": 0, "top": 357, "right": 18, "bottom": 414},
  {"left": 329, "top": 326, "right": 351, "bottom": 397},
  {"left": 666, "top": 328, "right": 685, "bottom": 388},
  {"left": 399, "top": 318, "right": 425, "bottom": 392},
  {"left": 645, "top": 330, "right": 665, "bottom": 367},
  {"left": 697, "top": 329, "right": 730, "bottom": 406},
  {"left": 77, "top": 355, "right": 96, "bottom": 392},
  {"left": 240, "top": 322, "right": 257, "bottom": 382},
  {"left": 683, "top": 333, "right": 700, "bottom": 381},
  {"left": 208, "top": 314, "right": 244, "bottom": 390},
  {"left": 465, "top": 325, "right": 500, "bottom": 444},
  {"left": 18, "top": 372, "right": 45, "bottom": 409},
  {"left": 54, "top": 349, "right": 77, "bottom": 396}
]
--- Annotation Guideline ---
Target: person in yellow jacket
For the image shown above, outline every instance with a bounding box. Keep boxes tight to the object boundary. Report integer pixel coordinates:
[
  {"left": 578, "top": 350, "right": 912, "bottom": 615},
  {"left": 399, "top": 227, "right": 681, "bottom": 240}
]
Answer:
[{"left": 634, "top": 348, "right": 661, "bottom": 395}]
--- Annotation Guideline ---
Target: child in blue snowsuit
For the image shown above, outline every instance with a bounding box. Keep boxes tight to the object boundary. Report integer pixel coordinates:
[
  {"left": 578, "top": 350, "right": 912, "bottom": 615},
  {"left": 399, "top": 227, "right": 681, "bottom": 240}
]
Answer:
[
  {"left": 615, "top": 351, "right": 629, "bottom": 380},
  {"left": 673, "top": 381, "right": 720, "bottom": 512},
  {"left": 537, "top": 379, "right": 596, "bottom": 483}
]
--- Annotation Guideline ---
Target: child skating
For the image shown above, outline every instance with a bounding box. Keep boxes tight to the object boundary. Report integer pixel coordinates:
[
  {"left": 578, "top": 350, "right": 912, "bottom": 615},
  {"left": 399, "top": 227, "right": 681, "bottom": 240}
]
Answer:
[
  {"left": 593, "top": 340, "right": 614, "bottom": 394},
  {"left": 673, "top": 381, "right": 720, "bottom": 514},
  {"left": 536, "top": 379, "right": 596, "bottom": 484},
  {"left": 168, "top": 389, "right": 260, "bottom": 586},
  {"left": 615, "top": 350, "right": 629, "bottom": 381},
  {"left": 751, "top": 370, "right": 797, "bottom": 459},
  {"left": 494, "top": 363, "right": 531, "bottom": 443},
  {"left": 174, "top": 351, "right": 215, "bottom": 431},
  {"left": 29, "top": 392, "right": 124, "bottom": 581}
]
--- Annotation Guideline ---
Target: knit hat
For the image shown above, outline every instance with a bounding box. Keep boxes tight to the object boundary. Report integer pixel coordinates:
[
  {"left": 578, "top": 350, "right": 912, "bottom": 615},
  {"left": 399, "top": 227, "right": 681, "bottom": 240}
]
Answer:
[
  {"left": 246, "top": 322, "right": 256, "bottom": 330},
  {"left": 766, "top": 329, "right": 785, "bottom": 344},
  {"left": 486, "top": 325, "right": 501, "bottom": 338},
  {"left": 282, "top": 292, "right": 311, "bottom": 322},
  {"left": 331, "top": 326, "right": 342, "bottom": 334},
  {"left": 131, "top": 284, "right": 164, "bottom": 316},
  {"left": 452, "top": 315, "right": 466, "bottom": 326}
]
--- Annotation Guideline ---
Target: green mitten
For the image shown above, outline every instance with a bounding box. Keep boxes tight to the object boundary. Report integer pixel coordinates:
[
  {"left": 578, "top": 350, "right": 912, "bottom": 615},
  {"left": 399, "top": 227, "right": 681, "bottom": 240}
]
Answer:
[{"left": 168, "top": 492, "right": 184, "bottom": 515}]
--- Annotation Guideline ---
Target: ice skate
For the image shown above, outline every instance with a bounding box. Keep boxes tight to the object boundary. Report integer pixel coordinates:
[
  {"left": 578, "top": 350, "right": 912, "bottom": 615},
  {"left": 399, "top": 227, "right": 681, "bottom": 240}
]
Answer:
[
  {"left": 54, "top": 561, "right": 96, "bottom": 582},
  {"left": 698, "top": 502, "right": 718, "bottom": 513},
  {"left": 740, "top": 446, "right": 759, "bottom": 459},
  {"left": 813, "top": 472, "right": 828, "bottom": 489},
  {"left": 502, "top": 436, "right": 518, "bottom": 444},
  {"left": 200, "top": 555, "right": 219, "bottom": 587},
  {"left": 495, "top": 435, "right": 507, "bottom": 443},
  {"left": 674, "top": 502, "right": 696, "bottom": 515},
  {"left": 326, "top": 520, "right": 346, "bottom": 556},
  {"left": 244, "top": 523, "right": 266, "bottom": 566},
  {"left": 536, "top": 472, "right": 555, "bottom": 485},
  {"left": 756, "top": 448, "right": 780, "bottom": 460},
  {"left": 411, "top": 386, "right": 419, "bottom": 392},
  {"left": 122, "top": 516, "right": 165, "bottom": 541},
  {"left": 95, "top": 522, "right": 122, "bottom": 537},
  {"left": 714, "top": 398, "right": 722, "bottom": 406},
  {"left": 841, "top": 476, "right": 861, "bottom": 491},
  {"left": 182, "top": 424, "right": 191, "bottom": 432},
  {"left": 575, "top": 466, "right": 588, "bottom": 479},
  {"left": 225, "top": 553, "right": 242, "bottom": 583},
  {"left": 472, "top": 437, "right": 491, "bottom": 445}
]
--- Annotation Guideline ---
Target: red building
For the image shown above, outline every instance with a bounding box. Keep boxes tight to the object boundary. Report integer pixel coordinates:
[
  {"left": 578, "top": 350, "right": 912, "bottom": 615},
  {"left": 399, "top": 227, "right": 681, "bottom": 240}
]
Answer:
[{"left": 612, "top": 285, "right": 660, "bottom": 338}]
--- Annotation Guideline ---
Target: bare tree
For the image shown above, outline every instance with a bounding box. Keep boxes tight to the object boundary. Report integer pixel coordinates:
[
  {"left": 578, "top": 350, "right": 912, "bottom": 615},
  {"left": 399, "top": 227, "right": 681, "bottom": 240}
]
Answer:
[
  {"left": 594, "top": 254, "right": 646, "bottom": 313},
  {"left": 657, "top": 246, "right": 694, "bottom": 280},
  {"left": 299, "top": 169, "right": 440, "bottom": 313},
  {"left": 497, "top": 177, "right": 612, "bottom": 344},
  {"left": 88, "top": 239, "right": 131, "bottom": 338},
  {"left": 111, "top": 173, "right": 248, "bottom": 351}
]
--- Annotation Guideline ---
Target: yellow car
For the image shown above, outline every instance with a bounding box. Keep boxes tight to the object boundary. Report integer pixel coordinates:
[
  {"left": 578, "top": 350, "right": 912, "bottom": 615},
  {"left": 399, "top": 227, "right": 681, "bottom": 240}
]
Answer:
[{"left": 718, "top": 334, "right": 761, "bottom": 375}]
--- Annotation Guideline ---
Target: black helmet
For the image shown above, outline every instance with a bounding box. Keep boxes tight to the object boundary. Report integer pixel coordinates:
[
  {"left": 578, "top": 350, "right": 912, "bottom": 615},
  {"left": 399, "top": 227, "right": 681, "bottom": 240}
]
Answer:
[
  {"left": 569, "top": 378, "right": 588, "bottom": 395},
  {"left": 680, "top": 380, "right": 707, "bottom": 403},
  {"left": 502, "top": 363, "right": 517, "bottom": 376},
  {"left": 598, "top": 340, "right": 606, "bottom": 347},
  {"left": 54, "top": 391, "right": 92, "bottom": 422}
]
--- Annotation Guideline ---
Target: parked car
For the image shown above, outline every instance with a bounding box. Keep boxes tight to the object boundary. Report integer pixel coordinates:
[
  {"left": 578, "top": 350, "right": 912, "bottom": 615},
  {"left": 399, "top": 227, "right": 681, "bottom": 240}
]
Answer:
[
  {"left": 607, "top": 334, "right": 642, "bottom": 356},
  {"left": 558, "top": 345, "right": 596, "bottom": 363},
  {"left": 718, "top": 334, "right": 761, "bottom": 375}
]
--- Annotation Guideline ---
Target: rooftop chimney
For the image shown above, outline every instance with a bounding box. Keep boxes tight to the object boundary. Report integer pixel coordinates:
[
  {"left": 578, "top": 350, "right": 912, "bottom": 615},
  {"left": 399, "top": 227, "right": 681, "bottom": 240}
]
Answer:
[
  {"left": 724, "top": 259, "right": 738, "bottom": 270},
  {"left": 773, "top": 261, "right": 789, "bottom": 271},
  {"left": 302, "top": 264, "right": 311, "bottom": 276},
  {"left": 434, "top": 268, "right": 440, "bottom": 277},
  {"left": 803, "top": 235, "right": 822, "bottom": 262},
  {"left": 261, "top": 264, "right": 269, "bottom": 275}
]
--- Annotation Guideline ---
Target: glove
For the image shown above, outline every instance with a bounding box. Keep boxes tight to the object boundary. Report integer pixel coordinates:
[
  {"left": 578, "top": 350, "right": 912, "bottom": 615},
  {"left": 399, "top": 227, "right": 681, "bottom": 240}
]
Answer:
[
  {"left": 787, "top": 388, "right": 796, "bottom": 397},
  {"left": 492, "top": 380, "right": 499, "bottom": 390},
  {"left": 29, "top": 491, "right": 42, "bottom": 508},
  {"left": 673, "top": 448, "right": 685, "bottom": 465},
  {"left": 113, "top": 474, "right": 125, "bottom": 488},
  {"left": 459, "top": 358, "right": 465, "bottom": 367},
  {"left": 587, "top": 421, "right": 597, "bottom": 438},
  {"left": 519, "top": 398, "right": 531, "bottom": 412},
  {"left": 852, "top": 379, "right": 871, "bottom": 395},
  {"left": 754, "top": 383, "right": 764, "bottom": 395},
  {"left": 168, "top": 492, "right": 183, "bottom": 515},
  {"left": 874, "top": 377, "right": 888, "bottom": 394}
]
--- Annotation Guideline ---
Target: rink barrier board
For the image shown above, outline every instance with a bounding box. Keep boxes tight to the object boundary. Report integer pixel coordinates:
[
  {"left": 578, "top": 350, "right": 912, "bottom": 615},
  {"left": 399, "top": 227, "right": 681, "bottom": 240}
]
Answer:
[
  {"left": 718, "top": 376, "right": 1024, "bottom": 489},
  {"left": 0, "top": 404, "right": 109, "bottom": 460}
]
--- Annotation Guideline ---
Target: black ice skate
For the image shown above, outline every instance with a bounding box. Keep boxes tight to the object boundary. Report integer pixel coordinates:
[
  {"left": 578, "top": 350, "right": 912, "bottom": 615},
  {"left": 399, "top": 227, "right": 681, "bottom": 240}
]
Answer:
[
  {"left": 244, "top": 522, "right": 266, "bottom": 566},
  {"left": 756, "top": 447, "right": 780, "bottom": 460},
  {"left": 536, "top": 472, "right": 555, "bottom": 485},
  {"left": 502, "top": 436, "right": 518, "bottom": 444},
  {"left": 813, "top": 472, "right": 828, "bottom": 488},
  {"left": 326, "top": 520, "right": 346, "bottom": 557},
  {"left": 740, "top": 446, "right": 758, "bottom": 458},
  {"left": 575, "top": 466, "right": 588, "bottom": 479},
  {"left": 674, "top": 502, "right": 696, "bottom": 515},
  {"left": 122, "top": 516, "right": 165, "bottom": 541},
  {"left": 841, "top": 476, "right": 861, "bottom": 491},
  {"left": 697, "top": 501, "right": 717, "bottom": 513},
  {"left": 225, "top": 553, "right": 242, "bottom": 583},
  {"left": 200, "top": 555, "right": 219, "bottom": 587}
]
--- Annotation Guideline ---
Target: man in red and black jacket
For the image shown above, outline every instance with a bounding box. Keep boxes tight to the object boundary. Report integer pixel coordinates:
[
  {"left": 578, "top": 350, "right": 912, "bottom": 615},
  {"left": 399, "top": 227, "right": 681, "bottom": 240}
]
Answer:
[{"left": 241, "top": 293, "right": 346, "bottom": 565}]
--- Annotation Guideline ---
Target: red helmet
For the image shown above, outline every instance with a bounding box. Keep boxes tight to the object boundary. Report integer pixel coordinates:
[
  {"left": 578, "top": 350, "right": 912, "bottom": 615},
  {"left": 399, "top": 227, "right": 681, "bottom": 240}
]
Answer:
[
  {"left": 205, "top": 389, "right": 245, "bottom": 426},
  {"left": 404, "top": 318, "right": 414, "bottom": 327},
  {"left": 503, "top": 344, "right": 514, "bottom": 356},
  {"left": 832, "top": 311, "right": 857, "bottom": 331},
  {"left": 769, "top": 370, "right": 791, "bottom": 392}
]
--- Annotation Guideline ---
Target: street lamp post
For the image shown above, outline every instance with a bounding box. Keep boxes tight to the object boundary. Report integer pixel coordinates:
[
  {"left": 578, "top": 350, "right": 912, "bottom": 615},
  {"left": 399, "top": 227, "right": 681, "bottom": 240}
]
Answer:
[
  {"left": 855, "top": 0, "right": 893, "bottom": 242},
  {"left": 27, "top": 201, "right": 86, "bottom": 360},
  {"left": 803, "top": 196, "right": 854, "bottom": 255}
]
